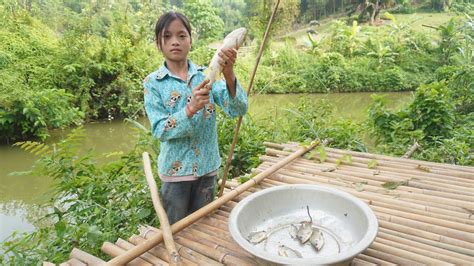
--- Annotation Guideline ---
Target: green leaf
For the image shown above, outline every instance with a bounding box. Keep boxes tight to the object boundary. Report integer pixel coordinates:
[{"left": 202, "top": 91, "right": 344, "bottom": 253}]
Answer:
[
  {"left": 318, "top": 146, "right": 327, "bottom": 163},
  {"left": 137, "top": 208, "right": 151, "bottom": 220},
  {"left": 367, "top": 159, "right": 378, "bottom": 169},
  {"left": 342, "top": 154, "right": 353, "bottom": 165},
  {"left": 382, "top": 181, "right": 406, "bottom": 190},
  {"left": 54, "top": 220, "right": 67, "bottom": 238}
]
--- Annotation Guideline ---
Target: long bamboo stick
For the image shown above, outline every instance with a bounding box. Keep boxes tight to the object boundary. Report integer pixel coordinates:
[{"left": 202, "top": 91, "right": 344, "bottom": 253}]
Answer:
[
  {"left": 257, "top": 159, "right": 473, "bottom": 210},
  {"left": 263, "top": 149, "right": 474, "bottom": 191},
  {"left": 256, "top": 164, "right": 473, "bottom": 216},
  {"left": 362, "top": 248, "right": 422, "bottom": 265},
  {"left": 261, "top": 151, "right": 474, "bottom": 195},
  {"left": 268, "top": 142, "right": 474, "bottom": 178},
  {"left": 355, "top": 253, "right": 396, "bottom": 266},
  {"left": 323, "top": 147, "right": 474, "bottom": 176},
  {"left": 142, "top": 152, "right": 182, "bottom": 266},
  {"left": 61, "top": 258, "right": 86, "bottom": 266},
  {"left": 116, "top": 238, "right": 168, "bottom": 265},
  {"left": 378, "top": 227, "right": 474, "bottom": 259},
  {"left": 217, "top": 0, "right": 281, "bottom": 197},
  {"left": 106, "top": 142, "right": 319, "bottom": 264},
  {"left": 255, "top": 167, "right": 472, "bottom": 220},
  {"left": 178, "top": 230, "right": 253, "bottom": 261},
  {"left": 370, "top": 240, "right": 448, "bottom": 264},
  {"left": 376, "top": 231, "right": 472, "bottom": 264},
  {"left": 378, "top": 220, "right": 474, "bottom": 256},
  {"left": 265, "top": 141, "right": 474, "bottom": 174},
  {"left": 140, "top": 227, "right": 253, "bottom": 265},
  {"left": 69, "top": 248, "right": 105, "bottom": 265},
  {"left": 129, "top": 234, "right": 214, "bottom": 266},
  {"left": 351, "top": 258, "right": 377, "bottom": 266},
  {"left": 102, "top": 242, "right": 152, "bottom": 266}
]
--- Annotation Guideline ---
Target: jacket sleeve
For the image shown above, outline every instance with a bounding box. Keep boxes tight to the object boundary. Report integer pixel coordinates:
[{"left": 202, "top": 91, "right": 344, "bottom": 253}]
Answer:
[
  {"left": 211, "top": 78, "right": 248, "bottom": 118},
  {"left": 143, "top": 81, "right": 196, "bottom": 141}
]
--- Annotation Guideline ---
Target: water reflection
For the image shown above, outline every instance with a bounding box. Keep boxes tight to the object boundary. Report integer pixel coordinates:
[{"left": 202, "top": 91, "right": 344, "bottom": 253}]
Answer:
[{"left": 0, "top": 201, "right": 50, "bottom": 242}]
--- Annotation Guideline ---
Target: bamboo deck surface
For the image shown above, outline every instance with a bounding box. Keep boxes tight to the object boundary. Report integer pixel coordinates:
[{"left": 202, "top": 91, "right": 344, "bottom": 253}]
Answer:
[{"left": 55, "top": 142, "right": 474, "bottom": 265}]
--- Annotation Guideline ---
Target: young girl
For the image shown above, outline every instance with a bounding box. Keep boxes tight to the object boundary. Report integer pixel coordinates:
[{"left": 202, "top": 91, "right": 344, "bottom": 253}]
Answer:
[{"left": 143, "top": 11, "right": 248, "bottom": 224}]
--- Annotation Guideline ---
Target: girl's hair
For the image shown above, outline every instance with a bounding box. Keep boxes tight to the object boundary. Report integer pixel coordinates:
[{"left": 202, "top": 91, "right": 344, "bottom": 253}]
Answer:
[{"left": 155, "top": 11, "right": 192, "bottom": 50}]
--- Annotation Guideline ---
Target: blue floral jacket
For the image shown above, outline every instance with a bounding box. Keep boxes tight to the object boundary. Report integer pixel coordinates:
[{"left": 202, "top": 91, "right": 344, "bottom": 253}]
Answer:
[{"left": 143, "top": 60, "right": 248, "bottom": 180}]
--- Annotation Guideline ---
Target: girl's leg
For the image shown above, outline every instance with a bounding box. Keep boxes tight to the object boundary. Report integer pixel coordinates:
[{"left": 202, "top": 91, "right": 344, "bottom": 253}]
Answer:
[
  {"left": 160, "top": 181, "right": 192, "bottom": 224},
  {"left": 188, "top": 175, "right": 217, "bottom": 213}
]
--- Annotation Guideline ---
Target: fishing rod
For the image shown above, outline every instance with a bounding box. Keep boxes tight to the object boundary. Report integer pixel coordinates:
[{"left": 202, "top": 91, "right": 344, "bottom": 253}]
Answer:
[{"left": 218, "top": 0, "right": 281, "bottom": 197}]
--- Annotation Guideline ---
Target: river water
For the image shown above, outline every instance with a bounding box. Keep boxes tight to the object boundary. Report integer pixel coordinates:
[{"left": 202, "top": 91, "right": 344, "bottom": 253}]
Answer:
[{"left": 0, "top": 92, "right": 412, "bottom": 242}]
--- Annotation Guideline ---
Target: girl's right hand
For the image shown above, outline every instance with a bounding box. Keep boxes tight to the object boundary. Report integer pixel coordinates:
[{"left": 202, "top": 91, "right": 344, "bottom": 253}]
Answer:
[{"left": 187, "top": 79, "right": 210, "bottom": 116}]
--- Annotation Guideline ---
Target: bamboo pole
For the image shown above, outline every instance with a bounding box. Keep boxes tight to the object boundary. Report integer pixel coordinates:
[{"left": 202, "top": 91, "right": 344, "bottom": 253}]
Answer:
[
  {"left": 258, "top": 159, "right": 474, "bottom": 209},
  {"left": 402, "top": 141, "right": 420, "bottom": 159},
  {"left": 139, "top": 227, "right": 254, "bottom": 265},
  {"left": 378, "top": 227, "right": 474, "bottom": 258},
  {"left": 60, "top": 258, "right": 86, "bottom": 266},
  {"left": 256, "top": 163, "right": 473, "bottom": 215},
  {"left": 377, "top": 220, "right": 474, "bottom": 255},
  {"left": 102, "top": 242, "right": 152, "bottom": 266},
  {"left": 115, "top": 238, "right": 168, "bottom": 265},
  {"left": 370, "top": 241, "right": 448, "bottom": 264},
  {"left": 355, "top": 253, "right": 396, "bottom": 266},
  {"left": 106, "top": 142, "right": 319, "bottom": 264},
  {"left": 178, "top": 230, "right": 253, "bottom": 261},
  {"left": 261, "top": 157, "right": 474, "bottom": 200},
  {"left": 218, "top": 0, "right": 281, "bottom": 197},
  {"left": 142, "top": 152, "right": 182, "bottom": 266},
  {"left": 362, "top": 248, "right": 423, "bottom": 265},
  {"left": 323, "top": 146, "right": 474, "bottom": 175},
  {"left": 267, "top": 142, "right": 474, "bottom": 176},
  {"left": 264, "top": 149, "right": 474, "bottom": 190},
  {"left": 256, "top": 166, "right": 472, "bottom": 219},
  {"left": 129, "top": 234, "right": 213, "bottom": 266},
  {"left": 376, "top": 231, "right": 473, "bottom": 264},
  {"left": 262, "top": 150, "right": 474, "bottom": 193},
  {"left": 351, "top": 258, "right": 377, "bottom": 266},
  {"left": 184, "top": 227, "right": 247, "bottom": 255},
  {"left": 69, "top": 248, "right": 105, "bottom": 265},
  {"left": 192, "top": 222, "right": 235, "bottom": 243},
  {"left": 271, "top": 141, "right": 474, "bottom": 174}
]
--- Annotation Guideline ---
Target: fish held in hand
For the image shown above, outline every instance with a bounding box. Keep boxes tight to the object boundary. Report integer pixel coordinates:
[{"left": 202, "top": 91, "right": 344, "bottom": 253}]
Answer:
[
  {"left": 205, "top": 27, "right": 247, "bottom": 86},
  {"left": 278, "top": 244, "right": 303, "bottom": 258},
  {"left": 247, "top": 230, "right": 267, "bottom": 244}
]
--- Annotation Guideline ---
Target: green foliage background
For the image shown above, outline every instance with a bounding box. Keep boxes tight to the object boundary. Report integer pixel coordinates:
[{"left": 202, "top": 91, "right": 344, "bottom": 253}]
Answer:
[{"left": 0, "top": 0, "right": 473, "bottom": 263}]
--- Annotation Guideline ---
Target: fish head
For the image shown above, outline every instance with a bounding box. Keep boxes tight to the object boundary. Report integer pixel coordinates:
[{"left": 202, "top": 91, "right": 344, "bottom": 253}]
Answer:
[{"left": 224, "top": 27, "right": 247, "bottom": 48}]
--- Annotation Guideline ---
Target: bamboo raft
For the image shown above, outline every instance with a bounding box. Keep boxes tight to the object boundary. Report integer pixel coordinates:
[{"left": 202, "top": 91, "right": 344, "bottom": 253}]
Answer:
[{"left": 51, "top": 141, "right": 474, "bottom": 265}]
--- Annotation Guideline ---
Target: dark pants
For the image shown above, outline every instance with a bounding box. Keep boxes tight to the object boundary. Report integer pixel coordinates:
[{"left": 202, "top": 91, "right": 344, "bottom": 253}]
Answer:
[{"left": 160, "top": 175, "right": 217, "bottom": 225}]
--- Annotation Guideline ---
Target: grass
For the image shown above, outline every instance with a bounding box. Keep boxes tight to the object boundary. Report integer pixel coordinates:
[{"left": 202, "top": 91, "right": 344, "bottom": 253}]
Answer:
[{"left": 274, "top": 12, "right": 459, "bottom": 48}]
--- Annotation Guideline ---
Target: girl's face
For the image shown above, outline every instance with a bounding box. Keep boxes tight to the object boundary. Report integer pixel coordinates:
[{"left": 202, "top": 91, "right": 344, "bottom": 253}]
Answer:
[{"left": 159, "top": 19, "right": 191, "bottom": 63}]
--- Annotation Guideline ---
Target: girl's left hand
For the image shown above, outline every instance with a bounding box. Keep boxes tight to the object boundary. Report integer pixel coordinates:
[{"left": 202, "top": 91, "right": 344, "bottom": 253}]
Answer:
[{"left": 218, "top": 48, "right": 237, "bottom": 77}]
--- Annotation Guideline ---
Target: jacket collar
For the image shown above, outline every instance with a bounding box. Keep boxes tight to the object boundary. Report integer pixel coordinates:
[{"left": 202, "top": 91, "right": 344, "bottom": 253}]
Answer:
[{"left": 156, "top": 60, "right": 205, "bottom": 81}]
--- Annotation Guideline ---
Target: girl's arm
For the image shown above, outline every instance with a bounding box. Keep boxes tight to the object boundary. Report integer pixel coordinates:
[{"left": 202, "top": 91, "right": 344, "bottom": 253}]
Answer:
[
  {"left": 212, "top": 79, "right": 248, "bottom": 118},
  {"left": 144, "top": 81, "right": 197, "bottom": 141}
]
